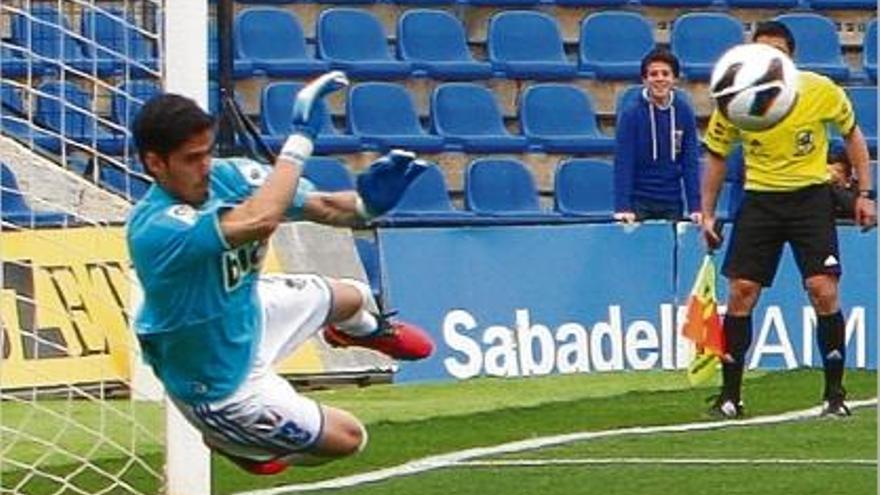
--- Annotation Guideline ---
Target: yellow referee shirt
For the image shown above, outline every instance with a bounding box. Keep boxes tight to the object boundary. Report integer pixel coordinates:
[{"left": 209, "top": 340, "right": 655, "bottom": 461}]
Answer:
[{"left": 704, "top": 71, "right": 856, "bottom": 192}]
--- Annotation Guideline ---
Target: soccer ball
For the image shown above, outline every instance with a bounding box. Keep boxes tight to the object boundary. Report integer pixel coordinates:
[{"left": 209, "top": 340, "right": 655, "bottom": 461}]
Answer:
[{"left": 709, "top": 43, "right": 798, "bottom": 132}]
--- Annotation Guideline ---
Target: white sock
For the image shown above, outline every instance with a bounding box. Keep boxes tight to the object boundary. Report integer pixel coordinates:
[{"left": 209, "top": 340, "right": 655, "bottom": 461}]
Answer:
[{"left": 336, "top": 309, "right": 378, "bottom": 337}]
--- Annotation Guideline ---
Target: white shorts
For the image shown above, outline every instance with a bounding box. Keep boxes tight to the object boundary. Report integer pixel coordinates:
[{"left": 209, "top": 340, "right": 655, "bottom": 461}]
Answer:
[{"left": 174, "top": 273, "right": 333, "bottom": 461}]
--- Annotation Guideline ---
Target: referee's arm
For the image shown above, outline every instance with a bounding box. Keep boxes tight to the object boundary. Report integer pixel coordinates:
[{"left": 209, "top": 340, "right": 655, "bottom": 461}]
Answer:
[
  {"left": 700, "top": 149, "right": 728, "bottom": 248},
  {"left": 843, "top": 125, "right": 877, "bottom": 229}
]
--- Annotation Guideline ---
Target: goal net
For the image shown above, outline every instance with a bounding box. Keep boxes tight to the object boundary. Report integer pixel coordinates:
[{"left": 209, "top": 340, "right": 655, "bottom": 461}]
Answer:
[{"left": 1, "top": 1, "right": 164, "bottom": 493}]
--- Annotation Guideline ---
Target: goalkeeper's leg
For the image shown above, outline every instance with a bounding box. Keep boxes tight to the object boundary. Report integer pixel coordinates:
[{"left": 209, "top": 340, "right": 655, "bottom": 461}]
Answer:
[{"left": 323, "top": 278, "right": 434, "bottom": 360}]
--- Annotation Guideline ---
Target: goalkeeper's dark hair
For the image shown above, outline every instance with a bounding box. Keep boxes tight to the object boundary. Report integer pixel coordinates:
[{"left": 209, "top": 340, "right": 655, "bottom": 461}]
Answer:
[
  {"left": 132, "top": 94, "right": 215, "bottom": 168},
  {"left": 640, "top": 48, "right": 680, "bottom": 78},
  {"left": 752, "top": 21, "right": 795, "bottom": 56}
]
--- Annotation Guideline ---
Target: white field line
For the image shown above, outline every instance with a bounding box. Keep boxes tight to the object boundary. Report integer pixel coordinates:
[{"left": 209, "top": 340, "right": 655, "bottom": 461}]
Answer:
[
  {"left": 235, "top": 398, "right": 877, "bottom": 495},
  {"left": 455, "top": 458, "right": 877, "bottom": 467}
]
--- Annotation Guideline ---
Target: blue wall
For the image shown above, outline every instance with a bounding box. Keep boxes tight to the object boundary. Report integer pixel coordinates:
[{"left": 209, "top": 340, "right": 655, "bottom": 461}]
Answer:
[{"left": 379, "top": 223, "right": 876, "bottom": 383}]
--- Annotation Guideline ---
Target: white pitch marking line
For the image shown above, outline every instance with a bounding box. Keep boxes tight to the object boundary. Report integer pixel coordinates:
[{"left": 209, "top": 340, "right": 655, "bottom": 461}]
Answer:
[
  {"left": 236, "top": 398, "right": 877, "bottom": 495},
  {"left": 455, "top": 458, "right": 877, "bottom": 467}
]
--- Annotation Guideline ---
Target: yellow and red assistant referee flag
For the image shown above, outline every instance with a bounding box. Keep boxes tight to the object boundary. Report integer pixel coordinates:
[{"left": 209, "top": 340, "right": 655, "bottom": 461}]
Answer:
[{"left": 683, "top": 255, "right": 725, "bottom": 386}]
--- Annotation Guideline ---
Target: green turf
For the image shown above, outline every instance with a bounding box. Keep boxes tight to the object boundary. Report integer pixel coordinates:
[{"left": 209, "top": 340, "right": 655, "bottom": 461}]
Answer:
[
  {"left": 1, "top": 369, "right": 874, "bottom": 495},
  {"left": 212, "top": 369, "right": 876, "bottom": 494}
]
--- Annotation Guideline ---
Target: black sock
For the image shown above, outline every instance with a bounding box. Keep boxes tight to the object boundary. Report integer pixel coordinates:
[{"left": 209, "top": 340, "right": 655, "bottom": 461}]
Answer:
[
  {"left": 722, "top": 315, "right": 752, "bottom": 403},
  {"left": 817, "top": 311, "right": 846, "bottom": 399}
]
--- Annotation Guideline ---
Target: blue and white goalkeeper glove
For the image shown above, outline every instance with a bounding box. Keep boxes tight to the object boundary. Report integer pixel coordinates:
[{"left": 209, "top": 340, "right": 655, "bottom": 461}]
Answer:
[
  {"left": 279, "top": 71, "right": 349, "bottom": 163},
  {"left": 356, "top": 149, "right": 429, "bottom": 218}
]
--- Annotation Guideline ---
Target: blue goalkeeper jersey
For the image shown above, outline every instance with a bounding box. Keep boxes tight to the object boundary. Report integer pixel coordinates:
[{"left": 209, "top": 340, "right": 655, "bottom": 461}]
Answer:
[{"left": 127, "top": 157, "right": 315, "bottom": 404}]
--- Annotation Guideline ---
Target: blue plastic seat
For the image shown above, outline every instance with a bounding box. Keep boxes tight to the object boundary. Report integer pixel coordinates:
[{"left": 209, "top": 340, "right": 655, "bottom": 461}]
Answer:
[
  {"left": 864, "top": 20, "right": 876, "bottom": 83},
  {"left": 553, "top": 158, "right": 614, "bottom": 219},
  {"left": 641, "top": 0, "right": 713, "bottom": 5},
  {"left": 520, "top": 84, "right": 613, "bottom": 153},
  {"left": 303, "top": 157, "right": 354, "bottom": 192},
  {"left": 348, "top": 83, "right": 444, "bottom": 152},
  {"left": 0, "top": 83, "right": 56, "bottom": 150},
  {"left": 35, "top": 81, "right": 122, "bottom": 154},
  {"left": 726, "top": 0, "right": 797, "bottom": 7},
  {"left": 671, "top": 13, "right": 744, "bottom": 81},
  {"left": 556, "top": 0, "right": 627, "bottom": 6},
  {"left": 487, "top": 11, "right": 577, "bottom": 80},
  {"left": 431, "top": 83, "right": 528, "bottom": 152},
  {"left": 847, "top": 87, "right": 877, "bottom": 154},
  {"left": 81, "top": 7, "right": 158, "bottom": 76},
  {"left": 579, "top": 12, "right": 655, "bottom": 80},
  {"left": 1, "top": 163, "right": 68, "bottom": 227},
  {"left": 99, "top": 161, "right": 150, "bottom": 200},
  {"left": 112, "top": 80, "right": 161, "bottom": 128},
  {"left": 387, "top": 163, "right": 474, "bottom": 221},
  {"left": 260, "top": 82, "right": 360, "bottom": 153},
  {"left": 1, "top": 45, "right": 47, "bottom": 77},
  {"left": 465, "top": 158, "right": 553, "bottom": 219},
  {"left": 808, "top": 0, "right": 875, "bottom": 9},
  {"left": 775, "top": 14, "right": 850, "bottom": 81},
  {"left": 397, "top": 10, "right": 492, "bottom": 80},
  {"left": 11, "top": 6, "right": 113, "bottom": 75},
  {"left": 235, "top": 8, "right": 329, "bottom": 78},
  {"left": 317, "top": 8, "right": 411, "bottom": 80},
  {"left": 465, "top": 0, "right": 538, "bottom": 6}
]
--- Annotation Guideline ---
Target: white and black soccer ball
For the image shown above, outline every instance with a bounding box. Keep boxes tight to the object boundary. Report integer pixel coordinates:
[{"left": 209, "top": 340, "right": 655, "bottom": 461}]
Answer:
[{"left": 709, "top": 43, "right": 798, "bottom": 132}]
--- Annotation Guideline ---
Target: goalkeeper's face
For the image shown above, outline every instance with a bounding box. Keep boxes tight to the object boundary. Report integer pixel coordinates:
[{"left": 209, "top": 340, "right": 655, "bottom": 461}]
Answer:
[{"left": 147, "top": 128, "right": 214, "bottom": 205}]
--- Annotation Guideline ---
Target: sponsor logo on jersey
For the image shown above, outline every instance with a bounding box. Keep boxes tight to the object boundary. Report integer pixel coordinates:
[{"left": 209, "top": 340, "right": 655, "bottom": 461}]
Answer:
[
  {"left": 222, "top": 241, "right": 267, "bottom": 292},
  {"left": 166, "top": 204, "right": 198, "bottom": 225}
]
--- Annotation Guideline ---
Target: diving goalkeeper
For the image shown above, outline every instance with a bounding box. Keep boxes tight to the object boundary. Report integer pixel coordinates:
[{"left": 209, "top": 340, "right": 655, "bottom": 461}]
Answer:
[{"left": 126, "top": 71, "right": 433, "bottom": 475}]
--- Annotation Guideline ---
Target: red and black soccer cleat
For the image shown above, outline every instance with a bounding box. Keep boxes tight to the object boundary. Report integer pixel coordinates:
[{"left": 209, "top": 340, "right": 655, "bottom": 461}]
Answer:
[
  {"left": 324, "top": 313, "right": 434, "bottom": 361},
  {"left": 217, "top": 451, "right": 289, "bottom": 475}
]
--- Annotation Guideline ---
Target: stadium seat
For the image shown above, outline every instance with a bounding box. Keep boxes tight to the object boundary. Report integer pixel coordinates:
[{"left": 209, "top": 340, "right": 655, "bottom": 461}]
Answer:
[
  {"left": 579, "top": 12, "right": 655, "bottom": 80},
  {"left": 808, "top": 0, "right": 875, "bottom": 9},
  {"left": 520, "top": 84, "right": 613, "bottom": 153},
  {"left": 386, "top": 163, "right": 474, "bottom": 222},
  {"left": 112, "top": 80, "right": 161, "bottom": 128},
  {"left": 260, "top": 82, "right": 360, "bottom": 153},
  {"left": 775, "top": 14, "right": 850, "bottom": 81},
  {"left": 642, "top": 0, "right": 712, "bottom": 5},
  {"left": 671, "top": 13, "right": 744, "bottom": 81},
  {"left": 864, "top": 20, "right": 876, "bottom": 83},
  {"left": 465, "top": 158, "right": 555, "bottom": 219},
  {"left": 302, "top": 156, "right": 354, "bottom": 192},
  {"left": 0, "top": 83, "right": 56, "bottom": 150},
  {"left": 555, "top": 0, "right": 627, "bottom": 6},
  {"left": 1, "top": 162, "right": 68, "bottom": 227},
  {"left": 553, "top": 158, "right": 615, "bottom": 219},
  {"left": 1, "top": 45, "right": 47, "bottom": 77},
  {"left": 464, "top": 0, "right": 539, "bottom": 6},
  {"left": 726, "top": 0, "right": 797, "bottom": 7},
  {"left": 81, "top": 7, "right": 158, "bottom": 76},
  {"left": 234, "top": 8, "right": 329, "bottom": 78},
  {"left": 431, "top": 83, "right": 528, "bottom": 152},
  {"left": 317, "top": 8, "right": 412, "bottom": 79},
  {"left": 348, "top": 83, "right": 445, "bottom": 152},
  {"left": 847, "top": 87, "right": 877, "bottom": 154},
  {"left": 487, "top": 11, "right": 577, "bottom": 80},
  {"left": 99, "top": 161, "right": 150, "bottom": 200},
  {"left": 397, "top": 10, "right": 492, "bottom": 80},
  {"left": 35, "top": 81, "right": 123, "bottom": 154},
  {"left": 10, "top": 5, "right": 114, "bottom": 75},
  {"left": 354, "top": 237, "right": 382, "bottom": 301}
]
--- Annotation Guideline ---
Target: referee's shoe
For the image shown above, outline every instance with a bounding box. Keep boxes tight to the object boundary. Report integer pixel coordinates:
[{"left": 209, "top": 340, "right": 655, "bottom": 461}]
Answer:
[{"left": 820, "top": 390, "right": 851, "bottom": 418}]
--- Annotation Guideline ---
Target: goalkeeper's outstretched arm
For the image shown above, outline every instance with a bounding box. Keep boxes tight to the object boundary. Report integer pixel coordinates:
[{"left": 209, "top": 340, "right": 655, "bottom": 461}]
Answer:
[{"left": 219, "top": 72, "right": 349, "bottom": 247}]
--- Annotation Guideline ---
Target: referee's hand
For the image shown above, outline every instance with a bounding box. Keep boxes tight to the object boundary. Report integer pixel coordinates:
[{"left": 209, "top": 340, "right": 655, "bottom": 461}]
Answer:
[
  {"left": 854, "top": 196, "right": 877, "bottom": 232},
  {"left": 701, "top": 216, "right": 724, "bottom": 252}
]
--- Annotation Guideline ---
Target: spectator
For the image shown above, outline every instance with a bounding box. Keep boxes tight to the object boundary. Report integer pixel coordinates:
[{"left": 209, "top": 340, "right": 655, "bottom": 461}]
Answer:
[{"left": 614, "top": 48, "right": 701, "bottom": 223}]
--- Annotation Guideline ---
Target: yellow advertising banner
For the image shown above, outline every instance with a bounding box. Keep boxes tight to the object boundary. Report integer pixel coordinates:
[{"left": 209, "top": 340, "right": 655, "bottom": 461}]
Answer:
[
  {"left": 0, "top": 226, "right": 323, "bottom": 390},
  {"left": 0, "top": 227, "right": 133, "bottom": 388}
]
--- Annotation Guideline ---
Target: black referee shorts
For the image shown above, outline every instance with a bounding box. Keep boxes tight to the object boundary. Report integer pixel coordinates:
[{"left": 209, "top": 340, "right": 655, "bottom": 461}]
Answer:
[{"left": 722, "top": 183, "right": 841, "bottom": 287}]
